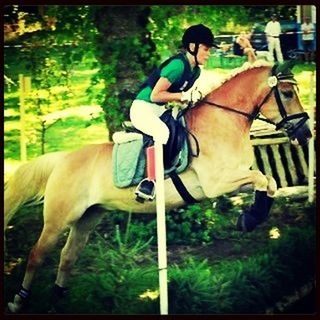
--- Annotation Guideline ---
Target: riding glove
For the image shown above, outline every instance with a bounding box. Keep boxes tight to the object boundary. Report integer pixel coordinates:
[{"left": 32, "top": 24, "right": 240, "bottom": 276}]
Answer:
[{"left": 181, "top": 87, "right": 203, "bottom": 104}]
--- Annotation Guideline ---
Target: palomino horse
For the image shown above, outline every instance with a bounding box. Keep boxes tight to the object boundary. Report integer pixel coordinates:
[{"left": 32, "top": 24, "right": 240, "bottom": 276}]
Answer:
[{"left": 5, "top": 60, "right": 311, "bottom": 312}]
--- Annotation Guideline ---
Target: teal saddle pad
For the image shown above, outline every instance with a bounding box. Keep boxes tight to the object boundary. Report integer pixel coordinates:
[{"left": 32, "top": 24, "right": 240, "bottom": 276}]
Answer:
[{"left": 112, "top": 136, "right": 189, "bottom": 188}]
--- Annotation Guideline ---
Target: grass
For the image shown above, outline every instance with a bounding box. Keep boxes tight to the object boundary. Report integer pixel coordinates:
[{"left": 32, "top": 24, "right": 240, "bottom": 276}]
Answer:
[
  {"left": 3, "top": 198, "right": 315, "bottom": 314},
  {"left": 4, "top": 58, "right": 106, "bottom": 167}
]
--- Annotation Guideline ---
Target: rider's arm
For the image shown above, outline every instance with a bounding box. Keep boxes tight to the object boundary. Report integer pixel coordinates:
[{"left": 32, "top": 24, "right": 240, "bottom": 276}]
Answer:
[
  {"left": 150, "top": 59, "right": 185, "bottom": 103},
  {"left": 150, "top": 77, "right": 182, "bottom": 103}
]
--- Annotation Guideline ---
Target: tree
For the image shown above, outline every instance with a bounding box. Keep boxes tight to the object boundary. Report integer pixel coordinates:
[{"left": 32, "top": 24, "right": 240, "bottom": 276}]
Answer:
[
  {"left": 93, "top": 6, "right": 159, "bottom": 139},
  {"left": 4, "top": 5, "right": 99, "bottom": 155}
]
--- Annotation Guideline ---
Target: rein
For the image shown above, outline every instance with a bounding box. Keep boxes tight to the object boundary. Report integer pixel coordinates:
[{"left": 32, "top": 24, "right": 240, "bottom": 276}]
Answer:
[
  {"left": 174, "top": 64, "right": 308, "bottom": 205},
  {"left": 199, "top": 65, "right": 308, "bottom": 128},
  {"left": 202, "top": 88, "right": 275, "bottom": 124},
  {"left": 179, "top": 64, "right": 309, "bottom": 159}
]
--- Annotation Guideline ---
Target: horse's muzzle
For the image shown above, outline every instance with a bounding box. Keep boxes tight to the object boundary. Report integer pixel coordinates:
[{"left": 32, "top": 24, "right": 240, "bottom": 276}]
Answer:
[
  {"left": 287, "top": 119, "right": 311, "bottom": 146},
  {"left": 291, "top": 121, "right": 312, "bottom": 146},
  {"left": 276, "top": 113, "right": 312, "bottom": 146}
]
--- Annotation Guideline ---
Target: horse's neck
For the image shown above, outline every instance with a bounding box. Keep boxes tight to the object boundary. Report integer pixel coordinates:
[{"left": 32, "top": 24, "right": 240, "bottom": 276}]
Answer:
[
  {"left": 209, "top": 70, "right": 265, "bottom": 115},
  {"left": 187, "top": 68, "right": 267, "bottom": 140}
]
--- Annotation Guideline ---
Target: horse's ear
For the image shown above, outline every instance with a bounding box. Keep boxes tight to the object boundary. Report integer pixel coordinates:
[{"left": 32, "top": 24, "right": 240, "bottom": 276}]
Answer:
[{"left": 275, "top": 60, "right": 296, "bottom": 74}]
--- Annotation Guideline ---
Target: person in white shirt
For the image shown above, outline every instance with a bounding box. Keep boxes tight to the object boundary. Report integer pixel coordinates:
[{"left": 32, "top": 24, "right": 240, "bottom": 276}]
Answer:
[
  {"left": 264, "top": 13, "right": 284, "bottom": 63},
  {"left": 301, "top": 16, "right": 315, "bottom": 63}
]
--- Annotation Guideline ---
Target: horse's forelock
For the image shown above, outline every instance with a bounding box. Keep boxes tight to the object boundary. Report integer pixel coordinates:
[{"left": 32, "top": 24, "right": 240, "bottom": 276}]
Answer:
[{"left": 274, "top": 60, "right": 296, "bottom": 76}]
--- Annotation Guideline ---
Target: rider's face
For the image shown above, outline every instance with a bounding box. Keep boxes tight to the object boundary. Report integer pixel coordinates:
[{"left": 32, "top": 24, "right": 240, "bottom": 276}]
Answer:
[{"left": 196, "top": 44, "right": 211, "bottom": 65}]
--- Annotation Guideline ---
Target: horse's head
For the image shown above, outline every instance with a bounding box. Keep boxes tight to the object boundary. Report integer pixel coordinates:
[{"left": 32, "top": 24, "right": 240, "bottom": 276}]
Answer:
[{"left": 259, "top": 60, "right": 312, "bottom": 146}]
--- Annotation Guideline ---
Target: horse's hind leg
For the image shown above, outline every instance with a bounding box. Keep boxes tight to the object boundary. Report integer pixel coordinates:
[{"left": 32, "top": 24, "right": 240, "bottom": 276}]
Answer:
[
  {"left": 52, "top": 206, "right": 105, "bottom": 309},
  {"left": 8, "top": 222, "right": 67, "bottom": 313}
]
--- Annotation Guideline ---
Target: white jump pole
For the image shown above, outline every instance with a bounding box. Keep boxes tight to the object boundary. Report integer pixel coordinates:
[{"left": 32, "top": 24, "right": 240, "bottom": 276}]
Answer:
[
  {"left": 154, "top": 140, "right": 168, "bottom": 315},
  {"left": 308, "top": 71, "right": 315, "bottom": 203},
  {"left": 19, "top": 74, "right": 27, "bottom": 162},
  {"left": 19, "top": 74, "right": 31, "bottom": 162}
]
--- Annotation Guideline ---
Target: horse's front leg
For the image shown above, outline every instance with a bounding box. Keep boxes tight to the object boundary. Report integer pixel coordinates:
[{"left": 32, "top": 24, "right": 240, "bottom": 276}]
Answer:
[
  {"left": 231, "top": 170, "right": 277, "bottom": 232},
  {"left": 197, "top": 168, "right": 277, "bottom": 232}
]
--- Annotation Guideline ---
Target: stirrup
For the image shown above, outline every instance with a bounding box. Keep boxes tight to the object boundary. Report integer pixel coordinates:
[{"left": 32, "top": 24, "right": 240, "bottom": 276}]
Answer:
[{"left": 135, "top": 178, "right": 156, "bottom": 202}]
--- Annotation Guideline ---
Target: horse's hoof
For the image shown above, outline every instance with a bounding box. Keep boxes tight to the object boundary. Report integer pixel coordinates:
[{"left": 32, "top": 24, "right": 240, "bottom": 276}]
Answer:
[
  {"left": 8, "top": 302, "right": 19, "bottom": 313},
  {"left": 236, "top": 213, "right": 258, "bottom": 232}
]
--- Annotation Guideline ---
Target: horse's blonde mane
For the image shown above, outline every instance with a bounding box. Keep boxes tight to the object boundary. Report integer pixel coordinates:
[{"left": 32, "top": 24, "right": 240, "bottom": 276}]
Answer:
[
  {"left": 197, "top": 59, "right": 273, "bottom": 96},
  {"left": 221, "top": 59, "right": 273, "bottom": 84}
]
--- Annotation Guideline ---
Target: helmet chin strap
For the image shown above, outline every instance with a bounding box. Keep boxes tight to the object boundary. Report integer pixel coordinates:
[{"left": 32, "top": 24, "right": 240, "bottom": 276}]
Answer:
[{"left": 187, "top": 43, "right": 200, "bottom": 66}]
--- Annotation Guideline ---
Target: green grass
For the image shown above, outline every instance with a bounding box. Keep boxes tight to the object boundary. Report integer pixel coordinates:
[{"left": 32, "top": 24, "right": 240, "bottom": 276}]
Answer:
[
  {"left": 4, "top": 57, "right": 106, "bottom": 168},
  {"left": 4, "top": 115, "right": 108, "bottom": 160},
  {"left": 44, "top": 116, "right": 108, "bottom": 153},
  {"left": 4, "top": 199, "right": 315, "bottom": 314}
]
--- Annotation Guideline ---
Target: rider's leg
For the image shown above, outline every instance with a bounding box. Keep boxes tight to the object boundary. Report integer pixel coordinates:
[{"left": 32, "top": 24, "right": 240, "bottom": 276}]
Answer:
[
  {"left": 130, "top": 100, "right": 169, "bottom": 144},
  {"left": 130, "top": 100, "right": 169, "bottom": 200}
]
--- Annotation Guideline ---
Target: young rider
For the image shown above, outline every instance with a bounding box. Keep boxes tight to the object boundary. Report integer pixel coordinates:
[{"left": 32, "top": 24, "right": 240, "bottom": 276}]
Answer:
[{"left": 130, "top": 24, "right": 217, "bottom": 200}]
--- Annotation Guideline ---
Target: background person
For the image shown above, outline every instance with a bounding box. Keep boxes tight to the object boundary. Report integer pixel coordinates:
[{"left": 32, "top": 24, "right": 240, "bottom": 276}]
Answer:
[
  {"left": 264, "top": 13, "right": 284, "bottom": 63},
  {"left": 301, "top": 16, "right": 315, "bottom": 63},
  {"left": 233, "top": 31, "right": 257, "bottom": 63}
]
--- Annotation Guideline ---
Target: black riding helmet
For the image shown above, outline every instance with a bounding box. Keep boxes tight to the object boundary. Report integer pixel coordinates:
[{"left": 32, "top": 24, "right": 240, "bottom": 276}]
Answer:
[{"left": 182, "top": 24, "right": 218, "bottom": 65}]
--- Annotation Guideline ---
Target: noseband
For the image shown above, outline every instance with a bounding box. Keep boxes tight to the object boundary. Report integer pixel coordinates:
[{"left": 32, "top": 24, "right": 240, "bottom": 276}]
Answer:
[{"left": 202, "top": 65, "right": 309, "bottom": 134}]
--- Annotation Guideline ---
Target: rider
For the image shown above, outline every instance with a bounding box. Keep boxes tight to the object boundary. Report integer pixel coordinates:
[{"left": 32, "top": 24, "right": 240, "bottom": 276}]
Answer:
[{"left": 130, "top": 24, "right": 217, "bottom": 201}]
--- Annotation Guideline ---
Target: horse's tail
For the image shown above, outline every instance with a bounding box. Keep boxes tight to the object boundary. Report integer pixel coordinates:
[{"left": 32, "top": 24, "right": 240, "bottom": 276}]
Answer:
[{"left": 4, "top": 152, "right": 68, "bottom": 231}]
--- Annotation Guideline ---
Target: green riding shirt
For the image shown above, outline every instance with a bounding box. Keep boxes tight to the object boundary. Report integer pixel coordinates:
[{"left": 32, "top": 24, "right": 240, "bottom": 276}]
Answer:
[{"left": 136, "top": 53, "right": 201, "bottom": 105}]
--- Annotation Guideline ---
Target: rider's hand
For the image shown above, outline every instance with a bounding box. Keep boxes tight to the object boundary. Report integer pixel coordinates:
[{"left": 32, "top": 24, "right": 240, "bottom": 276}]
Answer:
[{"left": 181, "top": 87, "right": 203, "bottom": 104}]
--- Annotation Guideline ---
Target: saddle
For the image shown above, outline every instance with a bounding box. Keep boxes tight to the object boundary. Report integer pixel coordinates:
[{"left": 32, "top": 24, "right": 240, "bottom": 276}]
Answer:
[{"left": 112, "top": 109, "right": 190, "bottom": 188}]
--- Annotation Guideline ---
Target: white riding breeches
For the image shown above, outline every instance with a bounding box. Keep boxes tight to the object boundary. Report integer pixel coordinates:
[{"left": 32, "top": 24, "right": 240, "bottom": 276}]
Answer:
[
  {"left": 130, "top": 99, "right": 170, "bottom": 145},
  {"left": 267, "top": 37, "right": 283, "bottom": 63}
]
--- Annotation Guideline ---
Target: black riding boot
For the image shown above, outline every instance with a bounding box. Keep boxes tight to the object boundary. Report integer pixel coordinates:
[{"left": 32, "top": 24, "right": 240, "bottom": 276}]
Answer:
[
  {"left": 237, "top": 190, "right": 274, "bottom": 232},
  {"left": 135, "top": 146, "right": 156, "bottom": 202}
]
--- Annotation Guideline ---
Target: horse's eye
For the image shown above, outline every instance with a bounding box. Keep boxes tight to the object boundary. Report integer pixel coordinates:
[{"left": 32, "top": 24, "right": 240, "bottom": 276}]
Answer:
[{"left": 281, "top": 90, "right": 294, "bottom": 99}]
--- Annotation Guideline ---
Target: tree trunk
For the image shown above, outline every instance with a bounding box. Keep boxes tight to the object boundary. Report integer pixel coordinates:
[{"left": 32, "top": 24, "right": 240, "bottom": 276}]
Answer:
[{"left": 94, "top": 6, "right": 158, "bottom": 139}]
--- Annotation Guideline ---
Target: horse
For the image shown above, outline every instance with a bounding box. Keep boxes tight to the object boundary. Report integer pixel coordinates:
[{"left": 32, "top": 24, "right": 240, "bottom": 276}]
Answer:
[{"left": 4, "top": 60, "right": 311, "bottom": 313}]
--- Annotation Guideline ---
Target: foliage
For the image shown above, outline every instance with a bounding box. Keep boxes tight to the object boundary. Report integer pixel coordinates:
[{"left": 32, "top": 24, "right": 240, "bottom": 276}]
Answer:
[
  {"left": 167, "top": 226, "right": 315, "bottom": 314},
  {"left": 92, "top": 6, "right": 159, "bottom": 139},
  {"left": 4, "top": 5, "right": 102, "bottom": 156},
  {"left": 67, "top": 221, "right": 159, "bottom": 314},
  {"left": 65, "top": 226, "right": 315, "bottom": 314},
  {"left": 103, "top": 197, "right": 239, "bottom": 247},
  {"left": 165, "top": 199, "right": 235, "bottom": 245},
  {"left": 149, "top": 6, "right": 250, "bottom": 59},
  {"left": 4, "top": 193, "right": 315, "bottom": 314},
  {"left": 245, "top": 5, "right": 298, "bottom": 24}
]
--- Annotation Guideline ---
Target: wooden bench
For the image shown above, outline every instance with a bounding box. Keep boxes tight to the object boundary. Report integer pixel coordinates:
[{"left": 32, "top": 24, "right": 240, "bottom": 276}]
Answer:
[{"left": 250, "top": 120, "right": 315, "bottom": 188}]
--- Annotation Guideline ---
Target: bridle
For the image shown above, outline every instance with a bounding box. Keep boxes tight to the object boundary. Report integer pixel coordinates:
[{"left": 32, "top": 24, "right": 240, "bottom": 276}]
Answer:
[{"left": 200, "top": 65, "right": 309, "bottom": 134}]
